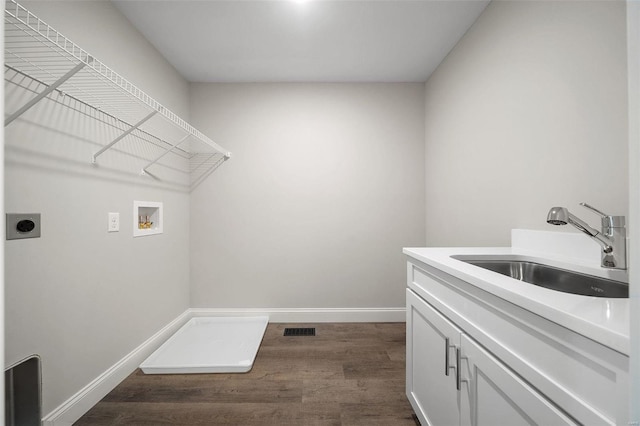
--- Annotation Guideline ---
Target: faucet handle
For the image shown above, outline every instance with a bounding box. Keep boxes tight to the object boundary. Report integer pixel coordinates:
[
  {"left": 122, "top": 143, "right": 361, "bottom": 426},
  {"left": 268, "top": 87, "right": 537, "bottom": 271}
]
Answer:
[
  {"left": 580, "top": 202, "right": 625, "bottom": 229},
  {"left": 579, "top": 202, "right": 608, "bottom": 218}
]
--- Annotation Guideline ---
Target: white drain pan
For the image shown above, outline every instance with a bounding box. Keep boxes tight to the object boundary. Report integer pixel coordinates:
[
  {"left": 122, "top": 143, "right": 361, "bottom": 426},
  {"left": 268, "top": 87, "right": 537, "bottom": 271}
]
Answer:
[{"left": 140, "top": 316, "right": 269, "bottom": 374}]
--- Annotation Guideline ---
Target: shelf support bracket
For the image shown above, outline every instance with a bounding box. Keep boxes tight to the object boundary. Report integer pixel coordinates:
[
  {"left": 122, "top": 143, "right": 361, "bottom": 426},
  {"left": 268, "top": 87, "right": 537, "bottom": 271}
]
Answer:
[
  {"left": 5, "top": 61, "right": 86, "bottom": 127},
  {"left": 140, "top": 134, "right": 190, "bottom": 175},
  {"left": 92, "top": 110, "right": 157, "bottom": 163}
]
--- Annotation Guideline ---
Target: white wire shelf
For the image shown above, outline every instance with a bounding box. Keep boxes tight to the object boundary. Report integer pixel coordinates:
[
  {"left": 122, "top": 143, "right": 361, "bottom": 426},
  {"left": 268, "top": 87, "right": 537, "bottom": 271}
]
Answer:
[{"left": 4, "top": 0, "right": 231, "bottom": 190}]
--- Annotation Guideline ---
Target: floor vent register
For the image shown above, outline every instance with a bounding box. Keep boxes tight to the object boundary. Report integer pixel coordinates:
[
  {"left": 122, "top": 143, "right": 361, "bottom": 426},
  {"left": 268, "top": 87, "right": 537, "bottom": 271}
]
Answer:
[{"left": 284, "top": 328, "right": 316, "bottom": 336}]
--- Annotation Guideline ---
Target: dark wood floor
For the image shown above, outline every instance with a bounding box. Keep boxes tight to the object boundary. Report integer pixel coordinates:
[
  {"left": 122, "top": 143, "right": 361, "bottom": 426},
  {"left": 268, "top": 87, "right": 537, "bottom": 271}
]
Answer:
[{"left": 75, "top": 322, "right": 418, "bottom": 425}]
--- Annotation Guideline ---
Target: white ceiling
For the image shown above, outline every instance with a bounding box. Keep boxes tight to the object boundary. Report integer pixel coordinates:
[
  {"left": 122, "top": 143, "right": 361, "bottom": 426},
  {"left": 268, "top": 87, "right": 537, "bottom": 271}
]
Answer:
[{"left": 112, "top": 0, "right": 489, "bottom": 83}]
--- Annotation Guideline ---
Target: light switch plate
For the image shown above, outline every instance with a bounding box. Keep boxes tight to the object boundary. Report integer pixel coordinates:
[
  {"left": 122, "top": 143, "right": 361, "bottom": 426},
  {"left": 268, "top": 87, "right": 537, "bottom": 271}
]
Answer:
[{"left": 108, "top": 212, "right": 119, "bottom": 232}]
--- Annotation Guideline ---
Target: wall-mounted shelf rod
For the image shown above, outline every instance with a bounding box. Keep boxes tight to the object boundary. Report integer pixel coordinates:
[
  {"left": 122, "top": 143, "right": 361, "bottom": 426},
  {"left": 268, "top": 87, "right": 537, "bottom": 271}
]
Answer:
[
  {"left": 5, "top": 65, "right": 193, "bottom": 159},
  {"left": 4, "top": 61, "right": 86, "bottom": 126},
  {"left": 92, "top": 110, "right": 158, "bottom": 164},
  {"left": 5, "top": 0, "right": 231, "bottom": 190}
]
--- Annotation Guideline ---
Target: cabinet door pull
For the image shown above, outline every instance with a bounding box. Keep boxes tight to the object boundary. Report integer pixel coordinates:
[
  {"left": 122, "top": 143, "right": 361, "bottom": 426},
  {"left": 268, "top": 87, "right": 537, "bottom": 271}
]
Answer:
[
  {"left": 456, "top": 347, "right": 462, "bottom": 390},
  {"left": 445, "top": 337, "right": 450, "bottom": 376},
  {"left": 445, "top": 338, "right": 456, "bottom": 376},
  {"left": 456, "top": 347, "right": 469, "bottom": 391}
]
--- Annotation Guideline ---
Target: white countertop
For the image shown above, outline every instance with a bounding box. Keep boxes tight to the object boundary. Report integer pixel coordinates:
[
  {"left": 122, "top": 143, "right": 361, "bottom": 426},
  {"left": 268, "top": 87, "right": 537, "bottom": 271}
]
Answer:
[{"left": 403, "top": 245, "right": 630, "bottom": 355}]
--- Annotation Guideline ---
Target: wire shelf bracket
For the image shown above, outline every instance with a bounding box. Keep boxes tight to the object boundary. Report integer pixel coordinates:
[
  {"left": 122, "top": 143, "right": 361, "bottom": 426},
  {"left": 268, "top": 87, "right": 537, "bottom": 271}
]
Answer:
[
  {"left": 92, "top": 110, "right": 158, "bottom": 164},
  {"left": 141, "top": 133, "right": 189, "bottom": 176},
  {"left": 4, "top": 61, "right": 87, "bottom": 126}
]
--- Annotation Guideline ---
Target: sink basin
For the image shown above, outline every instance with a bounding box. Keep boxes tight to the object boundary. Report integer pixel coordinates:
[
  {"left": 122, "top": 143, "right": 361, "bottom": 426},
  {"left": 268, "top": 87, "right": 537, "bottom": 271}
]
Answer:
[{"left": 454, "top": 258, "right": 628, "bottom": 298}]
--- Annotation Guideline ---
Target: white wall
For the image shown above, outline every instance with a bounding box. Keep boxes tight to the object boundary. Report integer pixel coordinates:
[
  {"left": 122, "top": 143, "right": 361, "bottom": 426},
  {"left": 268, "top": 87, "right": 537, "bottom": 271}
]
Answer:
[
  {"left": 189, "top": 84, "right": 425, "bottom": 310},
  {"left": 627, "top": 1, "right": 639, "bottom": 421},
  {"left": 5, "top": 1, "right": 191, "bottom": 415},
  {"left": 4, "top": 0, "right": 631, "bottom": 419},
  {"left": 423, "top": 0, "right": 628, "bottom": 247}
]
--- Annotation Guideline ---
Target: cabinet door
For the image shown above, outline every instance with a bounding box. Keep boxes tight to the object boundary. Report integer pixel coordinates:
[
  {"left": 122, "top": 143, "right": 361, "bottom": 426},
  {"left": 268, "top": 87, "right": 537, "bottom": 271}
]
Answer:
[
  {"left": 459, "top": 334, "right": 577, "bottom": 426},
  {"left": 407, "top": 289, "right": 462, "bottom": 426}
]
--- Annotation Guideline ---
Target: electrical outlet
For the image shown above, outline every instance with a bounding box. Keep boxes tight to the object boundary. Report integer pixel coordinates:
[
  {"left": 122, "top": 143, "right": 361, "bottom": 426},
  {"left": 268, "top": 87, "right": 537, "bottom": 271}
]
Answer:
[
  {"left": 108, "top": 212, "right": 119, "bottom": 232},
  {"left": 6, "top": 213, "right": 41, "bottom": 240}
]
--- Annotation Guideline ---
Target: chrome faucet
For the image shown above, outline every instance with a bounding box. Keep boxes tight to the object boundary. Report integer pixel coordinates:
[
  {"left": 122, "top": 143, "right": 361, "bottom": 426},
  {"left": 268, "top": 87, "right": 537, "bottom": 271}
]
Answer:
[{"left": 546, "top": 203, "right": 626, "bottom": 269}]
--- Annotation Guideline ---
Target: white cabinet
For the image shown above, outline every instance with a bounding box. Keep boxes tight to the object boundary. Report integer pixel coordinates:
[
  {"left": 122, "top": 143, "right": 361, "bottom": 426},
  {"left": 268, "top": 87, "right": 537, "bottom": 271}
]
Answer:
[
  {"left": 407, "top": 289, "right": 461, "bottom": 426},
  {"left": 407, "top": 290, "right": 575, "bottom": 426},
  {"left": 406, "top": 258, "right": 629, "bottom": 425}
]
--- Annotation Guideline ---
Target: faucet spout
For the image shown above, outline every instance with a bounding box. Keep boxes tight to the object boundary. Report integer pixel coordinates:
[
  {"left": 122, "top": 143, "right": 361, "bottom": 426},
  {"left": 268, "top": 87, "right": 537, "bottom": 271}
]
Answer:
[
  {"left": 564, "top": 213, "right": 613, "bottom": 253},
  {"left": 546, "top": 204, "right": 625, "bottom": 269}
]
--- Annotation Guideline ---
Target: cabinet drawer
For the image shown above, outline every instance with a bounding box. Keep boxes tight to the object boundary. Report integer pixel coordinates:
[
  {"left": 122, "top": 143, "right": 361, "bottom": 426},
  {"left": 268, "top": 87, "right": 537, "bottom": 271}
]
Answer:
[{"left": 408, "top": 261, "right": 629, "bottom": 425}]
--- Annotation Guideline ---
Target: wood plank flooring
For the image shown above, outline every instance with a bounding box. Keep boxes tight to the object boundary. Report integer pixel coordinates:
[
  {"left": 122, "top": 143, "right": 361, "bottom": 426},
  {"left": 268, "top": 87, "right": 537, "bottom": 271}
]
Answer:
[{"left": 75, "top": 323, "right": 418, "bottom": 426}]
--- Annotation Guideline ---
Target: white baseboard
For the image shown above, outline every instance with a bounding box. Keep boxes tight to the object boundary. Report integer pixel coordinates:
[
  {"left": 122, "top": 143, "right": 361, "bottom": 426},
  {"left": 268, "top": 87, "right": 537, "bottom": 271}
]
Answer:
[
  {"left": 41, "top": 310, "right": 192, "bottom": 426},
  {"left": 188, "top": 307, "right": 406, "bottom": 323},
  {"left": 42, "top": 307, "right": 406, "bottom": 425}
]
